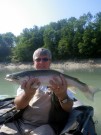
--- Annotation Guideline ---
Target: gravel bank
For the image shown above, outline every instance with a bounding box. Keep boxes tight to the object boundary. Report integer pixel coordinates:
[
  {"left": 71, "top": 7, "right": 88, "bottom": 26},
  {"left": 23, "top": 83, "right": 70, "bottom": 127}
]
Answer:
[{"left": 0, "top": 59, "right": 101, "bottom": 71}]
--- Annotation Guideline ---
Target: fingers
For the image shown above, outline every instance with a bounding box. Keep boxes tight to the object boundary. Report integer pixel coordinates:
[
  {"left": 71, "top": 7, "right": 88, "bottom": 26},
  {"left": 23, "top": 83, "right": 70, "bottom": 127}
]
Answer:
[
  {"left": 49, "top": 74, "right": 67, "bottom": 89},
  {"left": 26, "top": 77, "right": 39, "bottom": 90},
  {"left": 60, "top": 74, "right": 67, "bottom": 87},
  {"left": 49, "top": 74, "right": 68, "bottom": 98},
  {"left": 21, "top": 80, "right": 27, "bottom": 89},
  {"left": 21, "top": 77, "right": 40, "bottom": 93},
  {"left": 49, "top": 75, "right": 61, "bottom": 89}
]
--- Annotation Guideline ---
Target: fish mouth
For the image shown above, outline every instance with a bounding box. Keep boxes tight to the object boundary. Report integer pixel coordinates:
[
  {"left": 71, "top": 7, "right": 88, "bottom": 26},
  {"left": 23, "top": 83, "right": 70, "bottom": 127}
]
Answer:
[
  {"left": 5, "top": 75, "right": 19, "bottom": 82},
  {"left": 5, "top": 78, "right": 13, "bottom": 82}
]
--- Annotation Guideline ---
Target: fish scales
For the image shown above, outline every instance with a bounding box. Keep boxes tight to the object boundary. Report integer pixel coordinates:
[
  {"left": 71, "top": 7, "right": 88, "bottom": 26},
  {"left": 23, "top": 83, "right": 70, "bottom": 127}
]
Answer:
[{"left": 5, "top": 69, "right": 101, "bottom": 101}]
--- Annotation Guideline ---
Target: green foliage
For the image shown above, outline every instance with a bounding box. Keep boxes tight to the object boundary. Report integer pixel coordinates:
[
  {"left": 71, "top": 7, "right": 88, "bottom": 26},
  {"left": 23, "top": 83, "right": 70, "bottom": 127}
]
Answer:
[
  {"left": 58, "top": 38, "right": 70, "bottom": 59},
  {"left": 11, "top": 26, "right": 44, "bottom": 62},
  {"left": 0, "top": 32, "right": 15, "bottom": 62},
  {"left": 0, "top": 12, "right": 101, "bottom": 62}
]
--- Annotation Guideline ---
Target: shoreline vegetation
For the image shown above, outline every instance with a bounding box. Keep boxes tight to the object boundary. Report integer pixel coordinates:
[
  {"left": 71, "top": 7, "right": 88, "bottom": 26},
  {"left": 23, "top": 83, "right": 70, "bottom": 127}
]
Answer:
[{"left": 0, "top": 59, "right": 101, "bottom": 71}]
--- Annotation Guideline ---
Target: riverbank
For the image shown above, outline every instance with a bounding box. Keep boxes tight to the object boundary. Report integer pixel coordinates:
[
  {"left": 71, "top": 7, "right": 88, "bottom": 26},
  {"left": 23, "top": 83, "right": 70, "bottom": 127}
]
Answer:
[{"left": 0, "top": 59, "right": 101, "bottom": 71}]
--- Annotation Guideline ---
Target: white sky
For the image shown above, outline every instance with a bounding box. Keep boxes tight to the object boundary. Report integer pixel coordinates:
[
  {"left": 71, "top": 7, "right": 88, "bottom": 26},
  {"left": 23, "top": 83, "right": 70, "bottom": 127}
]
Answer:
[{"left": 0, "top": 0, "right": 100, "bottom": 36}]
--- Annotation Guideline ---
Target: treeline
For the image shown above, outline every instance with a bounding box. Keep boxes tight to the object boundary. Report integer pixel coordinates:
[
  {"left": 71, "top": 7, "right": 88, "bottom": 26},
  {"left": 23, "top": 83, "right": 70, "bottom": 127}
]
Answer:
[{"left": 0, "top": 12, "right": 101, "bottom": 62}]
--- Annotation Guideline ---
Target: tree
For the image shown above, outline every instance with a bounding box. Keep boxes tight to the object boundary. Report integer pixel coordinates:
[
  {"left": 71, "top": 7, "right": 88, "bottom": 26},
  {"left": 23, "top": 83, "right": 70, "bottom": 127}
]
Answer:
[
  {"left": 11, "top": 26, "right": 44, "bottom": 62},
  {"left": 0, "top": 32, "right": 15, "bottom": 61}
]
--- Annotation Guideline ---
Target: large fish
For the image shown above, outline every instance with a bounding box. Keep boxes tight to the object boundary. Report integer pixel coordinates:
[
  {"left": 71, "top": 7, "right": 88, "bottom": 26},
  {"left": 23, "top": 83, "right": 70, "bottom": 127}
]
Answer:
[{"left": 5, "top": 69, "right": 100, "bottom": 101}]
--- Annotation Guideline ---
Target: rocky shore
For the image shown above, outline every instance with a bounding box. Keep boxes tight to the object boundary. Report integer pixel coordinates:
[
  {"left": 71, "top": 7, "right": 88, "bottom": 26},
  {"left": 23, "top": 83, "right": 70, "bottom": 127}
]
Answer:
[{"left": 0, "top": 59, "right": 101, "bottom": 71}]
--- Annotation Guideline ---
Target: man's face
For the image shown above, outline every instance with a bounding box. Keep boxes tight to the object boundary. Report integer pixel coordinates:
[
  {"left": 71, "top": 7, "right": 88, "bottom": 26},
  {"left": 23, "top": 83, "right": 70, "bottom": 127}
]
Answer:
[{"left": 33, "top": 55, "right": 51, "bottom": 70}]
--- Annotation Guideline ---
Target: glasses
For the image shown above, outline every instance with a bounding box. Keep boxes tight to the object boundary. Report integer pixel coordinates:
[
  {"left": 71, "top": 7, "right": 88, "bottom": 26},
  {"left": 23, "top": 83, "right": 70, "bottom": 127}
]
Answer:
[{"left": 34, "top": 58, "right": 50, "bottom": 62}]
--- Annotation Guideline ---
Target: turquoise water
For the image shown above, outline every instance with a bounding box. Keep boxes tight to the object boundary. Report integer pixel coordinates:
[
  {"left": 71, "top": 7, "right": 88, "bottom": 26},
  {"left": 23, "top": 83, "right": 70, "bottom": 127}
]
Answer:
[
  {"left": 0, "top": 67, "right": 101, "bottom": 134},
  {"left": 64, "top": 68, "right": 101, "bottom": 135}
]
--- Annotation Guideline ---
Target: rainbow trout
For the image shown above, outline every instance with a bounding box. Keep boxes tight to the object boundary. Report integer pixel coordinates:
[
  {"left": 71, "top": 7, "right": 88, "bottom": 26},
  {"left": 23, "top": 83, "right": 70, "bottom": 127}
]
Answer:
[{"left": 5, "top": 69, "right": 100, "bottom": 101}]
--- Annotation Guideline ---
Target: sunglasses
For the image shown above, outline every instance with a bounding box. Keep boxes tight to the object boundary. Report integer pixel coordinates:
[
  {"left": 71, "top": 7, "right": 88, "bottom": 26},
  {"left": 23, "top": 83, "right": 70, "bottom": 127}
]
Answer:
[{"left": 34, "top": 58, "right": 50, "bottom": 62}]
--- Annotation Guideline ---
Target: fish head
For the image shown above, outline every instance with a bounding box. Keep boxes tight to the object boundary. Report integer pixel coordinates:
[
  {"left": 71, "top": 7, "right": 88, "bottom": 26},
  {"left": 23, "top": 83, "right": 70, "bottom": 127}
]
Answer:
[
  {"left": 5, "top": 74, "right": 14, "bottom": 82},
  {"left": 5, "top": 73, "right": 29, "bottom": 85}
]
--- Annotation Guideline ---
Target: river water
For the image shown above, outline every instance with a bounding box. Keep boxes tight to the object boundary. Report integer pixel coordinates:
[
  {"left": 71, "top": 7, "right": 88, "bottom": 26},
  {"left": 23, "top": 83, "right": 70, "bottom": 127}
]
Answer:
[{"left": 0, "top": 67, "right": 101, "bottom": 134}]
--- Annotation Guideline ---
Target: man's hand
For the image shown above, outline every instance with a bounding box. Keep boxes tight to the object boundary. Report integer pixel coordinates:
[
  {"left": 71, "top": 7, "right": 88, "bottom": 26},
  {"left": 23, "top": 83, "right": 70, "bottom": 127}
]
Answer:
[
  {"left": 14, "top": 77, "right": 40, "bottom": 110},
  {"left": 21, "top": 77, "right": 40, "bottom": 96},
  {"left": 49, "top": 74, "right": 68, "bottom": 100}
]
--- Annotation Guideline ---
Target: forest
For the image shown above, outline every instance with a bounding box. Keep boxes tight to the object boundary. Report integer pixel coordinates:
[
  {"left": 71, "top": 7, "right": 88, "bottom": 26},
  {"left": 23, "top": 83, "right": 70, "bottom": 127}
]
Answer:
[{"left": 0, "top": 12, "right": 101, "bottom": 62}]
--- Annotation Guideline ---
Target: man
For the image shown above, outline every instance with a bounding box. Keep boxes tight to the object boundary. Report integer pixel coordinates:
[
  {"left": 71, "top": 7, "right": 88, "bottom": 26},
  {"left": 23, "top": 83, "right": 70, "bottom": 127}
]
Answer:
[{"left": 0, "top": 48, "right": 73, "bottom": 135}]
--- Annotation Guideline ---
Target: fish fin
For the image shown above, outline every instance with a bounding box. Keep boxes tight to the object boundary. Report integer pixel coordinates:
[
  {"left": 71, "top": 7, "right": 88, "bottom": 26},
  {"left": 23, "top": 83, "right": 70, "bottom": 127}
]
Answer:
[
  {"left": 85, "top": 86, "right": 101, "bottom": 101},
  {"left": 68, "top": 85, "right": 101, "bottom": 101},
  {"left": 89, "top": 86, "right": 101, "bottom": 94}
]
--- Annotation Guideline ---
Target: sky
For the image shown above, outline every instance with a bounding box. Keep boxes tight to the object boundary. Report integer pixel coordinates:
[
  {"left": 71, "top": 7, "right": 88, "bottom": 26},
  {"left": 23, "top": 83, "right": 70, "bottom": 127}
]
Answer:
[{"left": 0, "top": 0, "right": 101, "bottom": 36}]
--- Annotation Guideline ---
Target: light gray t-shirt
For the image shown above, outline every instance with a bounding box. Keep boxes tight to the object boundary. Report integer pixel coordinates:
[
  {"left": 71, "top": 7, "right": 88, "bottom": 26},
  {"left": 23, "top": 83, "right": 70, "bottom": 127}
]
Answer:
[
  {"left": 17, "top": 86, "right": 52, "bottom": 126},
  {"left": 17, "top": 86, "right": 74, "bottom": 126}
]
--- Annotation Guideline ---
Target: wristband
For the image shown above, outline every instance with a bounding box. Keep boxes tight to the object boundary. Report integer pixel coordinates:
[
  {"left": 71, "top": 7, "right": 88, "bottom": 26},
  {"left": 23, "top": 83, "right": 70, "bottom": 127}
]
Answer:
[{"left": 60, "top": 97, "right": 70, "bottom": 104}]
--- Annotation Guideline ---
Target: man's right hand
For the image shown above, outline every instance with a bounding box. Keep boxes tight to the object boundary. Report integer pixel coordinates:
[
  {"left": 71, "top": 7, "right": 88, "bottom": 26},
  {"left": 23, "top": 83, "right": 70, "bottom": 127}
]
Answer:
[
  {"left": 21, "top": 77, "right": 40, "bottom": 95},
  {"left": 14, "top": 77, "right": 40, "bottom": 110}
]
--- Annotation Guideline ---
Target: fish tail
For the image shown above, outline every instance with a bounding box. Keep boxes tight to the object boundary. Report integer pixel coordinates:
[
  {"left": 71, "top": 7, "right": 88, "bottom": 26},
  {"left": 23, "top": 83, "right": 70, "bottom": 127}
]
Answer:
[{"left": 84, "top": 86, "right": 101, "bottom": 101}]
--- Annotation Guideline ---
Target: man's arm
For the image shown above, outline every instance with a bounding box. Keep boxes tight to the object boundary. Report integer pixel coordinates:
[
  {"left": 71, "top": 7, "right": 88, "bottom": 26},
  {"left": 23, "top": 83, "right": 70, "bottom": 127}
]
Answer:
[
  {"left": 58, "top": 94, "right": 73, "bottom": 112},
  {"left": 14, "top": 78, "right": 40, "bottom": 110},
  {"left": 49, "top": 74, "right": 73, "bottom": 112}
]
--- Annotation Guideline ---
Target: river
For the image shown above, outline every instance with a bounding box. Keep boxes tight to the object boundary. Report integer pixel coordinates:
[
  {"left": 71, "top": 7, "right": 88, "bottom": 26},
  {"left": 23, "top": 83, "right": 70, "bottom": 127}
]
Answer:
[{"left": 0, "top": 67, "right": 101, "bottom": 135}]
